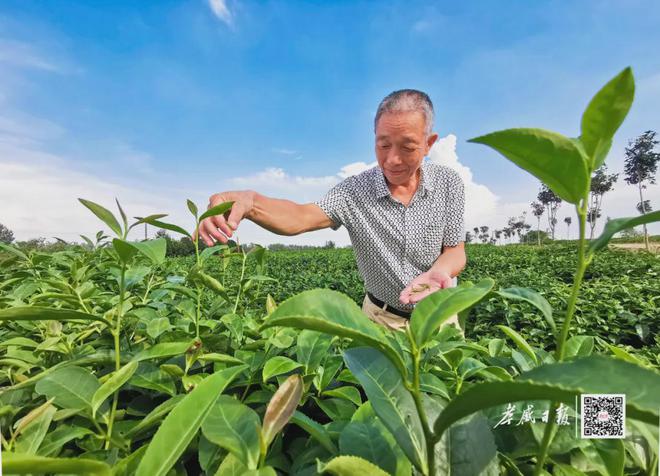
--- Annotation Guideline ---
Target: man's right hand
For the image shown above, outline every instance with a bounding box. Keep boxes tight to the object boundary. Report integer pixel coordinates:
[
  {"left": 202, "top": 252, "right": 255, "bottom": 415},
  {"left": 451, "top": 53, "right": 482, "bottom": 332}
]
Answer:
[{"left": 197, "top": 190, "right": 255, "bottom": 246}]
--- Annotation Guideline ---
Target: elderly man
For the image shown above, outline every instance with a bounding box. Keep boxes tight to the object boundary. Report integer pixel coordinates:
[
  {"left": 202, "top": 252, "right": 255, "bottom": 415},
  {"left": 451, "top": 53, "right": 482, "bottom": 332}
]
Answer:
[{"left": 198, "top": 89, "right": 466, "bottom": 332}]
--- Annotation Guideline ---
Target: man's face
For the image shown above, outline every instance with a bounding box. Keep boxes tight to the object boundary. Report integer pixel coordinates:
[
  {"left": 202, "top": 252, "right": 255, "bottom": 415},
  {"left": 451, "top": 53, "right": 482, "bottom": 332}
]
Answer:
[{"left": 375, "top": 110, "right": 438, "bottom": 186}]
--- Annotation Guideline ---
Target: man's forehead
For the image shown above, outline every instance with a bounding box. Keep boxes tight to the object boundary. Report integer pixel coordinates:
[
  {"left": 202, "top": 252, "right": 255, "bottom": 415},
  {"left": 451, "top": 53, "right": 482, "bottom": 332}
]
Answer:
[{"left": 375, "top": 133, "right": 423, "bottom": 141}]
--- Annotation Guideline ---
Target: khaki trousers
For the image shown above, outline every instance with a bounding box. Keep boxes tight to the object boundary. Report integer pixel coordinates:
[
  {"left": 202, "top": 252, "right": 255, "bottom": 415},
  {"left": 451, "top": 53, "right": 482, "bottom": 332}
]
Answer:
[{"left": 361, "top": 293, "right": 463, "bottom": 335}]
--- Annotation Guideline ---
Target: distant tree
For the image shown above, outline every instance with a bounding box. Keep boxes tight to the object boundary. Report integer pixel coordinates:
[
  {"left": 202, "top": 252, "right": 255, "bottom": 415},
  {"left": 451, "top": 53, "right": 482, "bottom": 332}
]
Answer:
[
  {"left": 323, "top": 240, "right": 336, "bottom": 249},
  {"left": 636, "top": 200, "right": 653, "bottom": 214},
  {"left": 465, "top": 231, "right": 473, "bottom": 243},
  {"left": 524, "top": 229, "right": 550, "bottom": 244},
  {"left": 479, "top": 225, "right": 490, "bottom": 244},
  {"left": 155, "top": 229, "right": 170, "bottom": 239},
  {"left": 473, "top": 227, "right": 479, "bottom": 238},
  {"left": 530, "top": 201, "right": 545, "bottom": 245},
  {"left": 624, "top": 130, "right": 660, "bottom": 250},
  {"left": 564, "top": 216, "right": 572, "bottom": 240},
  {"left": 587, "top": 165, "right": 618, "bottom": 239},
  {"left": 0, "top": 223, "right": 14, "bottom": 244},
  {"left": 494, "top": 229, "right": 502, "bottom": 244},
  {"left": 537, "top": 185, "right": 562, "bottom": 240}
]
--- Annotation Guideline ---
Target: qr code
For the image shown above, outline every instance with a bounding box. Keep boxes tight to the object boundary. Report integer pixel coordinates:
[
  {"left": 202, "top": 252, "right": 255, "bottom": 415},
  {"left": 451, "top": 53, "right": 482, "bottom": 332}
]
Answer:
[{"left": 581, "top": 394, "right": 625, "bottom": 439}]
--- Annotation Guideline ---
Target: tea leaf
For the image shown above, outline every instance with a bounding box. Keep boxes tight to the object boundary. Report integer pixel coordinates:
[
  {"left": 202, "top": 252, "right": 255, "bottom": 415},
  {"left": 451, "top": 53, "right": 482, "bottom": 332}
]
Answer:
[
  {"left": 2, "top": 453, "right": 111, "bottom": 475},
  {"left": 262, "top": 356, "right": 302, "bottom": 382},
  {"left": 79, "top": 198, "right": 123, "bottom": 237},
  {"left": 129, "top": 213, "right": 168, "bottom": 231},
  {"left": 116, "top": 198, "right": 129, "bottom": 235},
  {"left": 338, "top": 421, "right": 397, "bottom": 474},
  {"left": 343, "top": 347, "right": 427, "bottom": 474},
  {"left": 469, "top": 128, "right": 589, "bottom": 204},
  {"left": 318, "top": 455, "right": 390, "bottom": 476},
  {"left": 290, "top": 410, "right": 338, "bottom": 454},
  {"left": 262, "top": 374, "right": 303, "bottom": 447},
  {"left": 496, "top": 287, "right": 555, "bottom": 334},
  {"left": 187, "top": 199, "right": 199, "bottom": 217},
  {"left": 199, "top": 201, "right": 234, "bottom": 222},
  {"left": 433, "top": 355, "right": 660, "bottom": 438},
  {"left": 35, "top": 366, "right": 101, "bottom": 412},
  {"left": 131, "top": 340, "right": 196, "bottom": 362},
  {"left": 139, "top": 217, "right": 191, "bottom": 238},
  {"left": 136, "top": 364, "right": 247, "bottom": 476},
  {"left": 0, "top": 242, "right": 28, "bottom": 260},
  {"left": 591, "top": 439, "right": 625, "bottom": 476},
  {"left": 0, "top": 306, "right": 111, "bottom": 327},
  {"left": 14, "top": 403, "right": 56, "bottom": 454},
  {"left": 263, "top": 289, "right": 407, "bottom": 379},
  {"left": 91, "top": 361, "right": 138, "bottom": 418},
  {"left": 588, "top": 210, "right": 660, "bottom": 253},
  {"left": 496, "top": 325, "right": 539, "bottom": 365},
  {"left": 411, "top": 279, "right": 494, "bottom": 349},
  {"left": 124, "top": 395, "right": 185, "bottom": 439},
  {"left": 323, "top": 386, "right": 362, "bottom": 407},
  {"left": 37, "top": 425, "right": 94, "bottom": 457},
  {"left": 130, "top": 238, "right": 167, "bottom": 265},
  {"left": 580, "top": 67, "right": 635, "bottom": 168},
  {"left": 201, "top": 395, "right": 261, "bottom": 469},
  {"left": 113, "top": 238, "right": 138, "bottom": 263},
  {"left": 296, "top": 330, "right": 333, "bottom": 373}
]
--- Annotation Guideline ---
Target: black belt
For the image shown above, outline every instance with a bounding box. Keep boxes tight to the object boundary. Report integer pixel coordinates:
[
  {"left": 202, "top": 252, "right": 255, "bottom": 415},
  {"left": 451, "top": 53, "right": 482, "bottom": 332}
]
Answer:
[{"left": 367, "top": 292, "right": 412, "bottom": 319}]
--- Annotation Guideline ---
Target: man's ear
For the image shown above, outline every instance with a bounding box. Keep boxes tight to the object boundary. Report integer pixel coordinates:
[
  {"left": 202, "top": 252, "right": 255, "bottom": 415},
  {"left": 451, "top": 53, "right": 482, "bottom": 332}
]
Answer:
[{"left": 426, "top": 133, "right": 439, "bottom": 151}]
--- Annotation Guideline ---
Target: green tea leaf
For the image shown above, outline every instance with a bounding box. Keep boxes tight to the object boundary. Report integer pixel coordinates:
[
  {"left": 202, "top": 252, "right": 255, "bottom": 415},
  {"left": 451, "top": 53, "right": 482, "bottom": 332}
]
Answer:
[
  {"left": 290, "top": 410, "right": 338, "bottom": 454},
  {"left": 131, "top": 340, "right": 196, "bottom": 362},
  {"left": 262, "top": 374, "right": 303, "bottom": 447},
  {"left": 201, "top": 395, "right": 261, "bottom": 469},
  {"left": 580, "top": 67, "right": 635, "bottom": 168},
  {"left": 262, "top": 356, "right": 302, "bottom": 382},
  {"left": 136, "top": 364, "right": 247, "bottom": 476},
  {"left": 0, "top": 306, "right": 111, "bottom": 327},
  {"left": 296, "top": 330, "right": 333, "bottom": 373},
  {"left": 591, "top": 439, "right": 625, "bottom": 476},
  {"left": 411, "top": 279, "right": 494, "bottom": 349},
  {"left": 496, "top": 287, "right": 555, "bottom": 334},
  {"left": 564, "top": 336, "right": 594, "bottom": 358},
  {"left": 199, "top": 201, "right": 234, "bottom": 222},
  {"left": 2, "top": 453, "right": 111, "bottom": 475},
  {"left": 497, "top": 325, "right": 538, "bottom": 365},
  {"left": 589, "top": 211, "right": 660, "bottom": 253},
  {"left": 343, "top": 347, "right": 427, "bottom": 474},
  {"left": 323, "top": 386, "right": 362, "bottom": 407},
  {"left": 35, "top": 366, "right": 101, "bottom": 412},
  {"left": 469, "top": 128, "right": 590, "bottom": 204},
  {"left": 113, "top": 238, "right": 138, "bottom": 263},
  {"left": 91, "top": 361, "right": 138, "bottom": 418},
  {"left": 339, "top": 421, "right": 397, "bottom": 474},
  {"left": 79, "top": 198, "right": 123, "bottom": 237},
  {"left": 318, "top": 455, "right": 390, "bottom": 476},
  {"left": 187, "top": 199, "right": 199, "bottom": 217},
  {"left": 14, "top": 403, "right": 56, "bottom": 454},
  {"left": 263, "top": 289, "right": 407, "bottom": 379},
  {"left": 130, "top": 238, "right": 167, "bottom": 265},
  {"left": 116, "top": 198, "right": 129, "bottom": 234},
  {"left": 38, "top": 425, "right": 93, "bottom": 457},
  {"left": 140, "top": 218, "right": 191, "bottom": 238},
  {"left": 124, "top": 395, "right": 185, "bottom": 439}
]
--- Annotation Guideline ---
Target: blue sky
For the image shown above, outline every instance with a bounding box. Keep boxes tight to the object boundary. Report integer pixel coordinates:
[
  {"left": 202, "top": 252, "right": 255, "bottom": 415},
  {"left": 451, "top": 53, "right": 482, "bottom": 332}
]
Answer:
[{"left": 1, "top": 0, "right": 659, "bottom": 244}]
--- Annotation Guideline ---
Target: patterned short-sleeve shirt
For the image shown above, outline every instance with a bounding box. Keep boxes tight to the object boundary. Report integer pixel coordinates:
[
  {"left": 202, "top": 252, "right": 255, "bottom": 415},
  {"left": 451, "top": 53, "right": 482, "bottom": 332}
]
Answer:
[{"left": 314, "top": 159, "right": 465, "bottom": 313}]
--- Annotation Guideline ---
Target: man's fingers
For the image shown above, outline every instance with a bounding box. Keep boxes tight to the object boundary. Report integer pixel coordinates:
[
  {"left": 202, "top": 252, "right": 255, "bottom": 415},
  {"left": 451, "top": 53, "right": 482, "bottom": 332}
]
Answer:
[
  {"left": 226, "top": 207, "right": 244, "bottom": 231},
  {"left": 197, "top": 222, "right": 214, "bottom": 247},
  {"left": 203, "top": 219, "right": 228, "bottom": 244},
  {"left": 210, "top": 215, "right": 233, "bottom": 238}
]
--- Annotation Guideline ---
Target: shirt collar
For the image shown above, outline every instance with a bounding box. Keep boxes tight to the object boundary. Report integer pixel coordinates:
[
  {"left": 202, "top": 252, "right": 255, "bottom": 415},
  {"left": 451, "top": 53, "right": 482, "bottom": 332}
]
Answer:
[{"left": 373, "top": 159, "right": 435, "bottom": 199}]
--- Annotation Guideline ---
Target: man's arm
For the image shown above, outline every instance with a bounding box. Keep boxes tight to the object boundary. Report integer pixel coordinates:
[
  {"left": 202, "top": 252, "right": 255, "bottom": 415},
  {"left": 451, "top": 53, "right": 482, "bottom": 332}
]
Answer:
[
  {"left": 197, "top": 190, "right": 335, "bottom": 246},
  {"left": 430, "top": 242, "right": 467, "bottom": 278},
  {"left": 399, "top": 242, "right": 466, "bottom": 305}
]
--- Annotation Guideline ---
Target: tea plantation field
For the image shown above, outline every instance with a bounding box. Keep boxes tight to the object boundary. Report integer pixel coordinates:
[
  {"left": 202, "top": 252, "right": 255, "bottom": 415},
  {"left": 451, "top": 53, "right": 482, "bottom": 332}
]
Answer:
[{"left": 188, "top": 244, "right": 659, "bottom": 363}]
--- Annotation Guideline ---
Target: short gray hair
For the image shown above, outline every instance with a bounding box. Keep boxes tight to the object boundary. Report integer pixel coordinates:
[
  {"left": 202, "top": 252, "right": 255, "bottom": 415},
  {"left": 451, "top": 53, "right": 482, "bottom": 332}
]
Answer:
[{"left": 374, "top": 89, "right": 434, "bottom": 135}]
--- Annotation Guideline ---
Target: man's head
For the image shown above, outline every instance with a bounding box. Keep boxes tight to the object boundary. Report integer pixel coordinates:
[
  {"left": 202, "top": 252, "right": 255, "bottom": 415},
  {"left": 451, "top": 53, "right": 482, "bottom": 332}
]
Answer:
[{"left": 374, "top": 89, "right": 438, "bottom": 186}]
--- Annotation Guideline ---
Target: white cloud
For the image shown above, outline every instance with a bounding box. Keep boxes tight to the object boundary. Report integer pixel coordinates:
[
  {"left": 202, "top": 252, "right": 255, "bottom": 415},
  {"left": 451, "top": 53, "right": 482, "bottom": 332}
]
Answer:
[
  {"left": 0, "top": 39, "right": 63, "bottom": 73},
  {"left": 207, "top": 0, "right": 232, "bottom": 25},
  {"left": 338, "top": 161, "right": 377, "bottom": 179},
  {"left": 272, "top": 148, "right": 298, "bottom": 155}
]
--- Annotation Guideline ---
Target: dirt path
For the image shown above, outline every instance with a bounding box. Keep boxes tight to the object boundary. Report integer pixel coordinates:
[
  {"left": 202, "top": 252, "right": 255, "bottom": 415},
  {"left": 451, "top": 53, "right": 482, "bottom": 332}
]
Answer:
[{"left": 610, "top": 242, "right": 660, "bottom": 253}]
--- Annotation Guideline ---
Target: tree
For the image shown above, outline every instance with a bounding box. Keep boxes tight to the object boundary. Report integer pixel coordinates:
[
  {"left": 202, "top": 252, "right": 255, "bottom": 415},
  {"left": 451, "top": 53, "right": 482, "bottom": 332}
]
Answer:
[
  {"left": 587, "top": 165, "right": 618, "bottom": 239},
  {"left": 530, "top": 201, "right": 545, "bottom": 246},
  {"left": 494, "top": 229, "right": 502, "bottom": 244},
  {"left": 0, "top": 223, "right": 14, "bottom": 244},
  {"left": 624, "top": 130, "right": 660, "bottom": 250},
  {"left": 636, "top": 200, "right": 652, "bottom": 214},
  {"left": 564, "top": 216, "right": 572, "bottom": 240},
  {"left": 479, "top": 225, "right": 490, "bottom": 244},
  {"left": 537, "top": 185, "right": 562, "bottom": 240}
]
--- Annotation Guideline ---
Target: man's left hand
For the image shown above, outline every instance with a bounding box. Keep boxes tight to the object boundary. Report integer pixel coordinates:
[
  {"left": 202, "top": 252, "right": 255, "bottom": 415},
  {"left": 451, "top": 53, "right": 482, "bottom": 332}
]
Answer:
[{"left": 400, "top": 269, "right": 453, "bottom": 305}]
